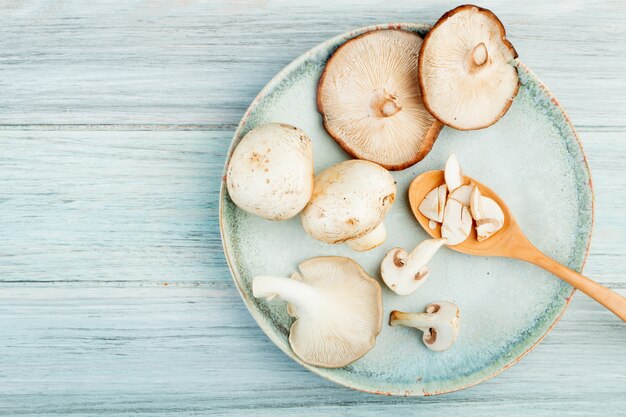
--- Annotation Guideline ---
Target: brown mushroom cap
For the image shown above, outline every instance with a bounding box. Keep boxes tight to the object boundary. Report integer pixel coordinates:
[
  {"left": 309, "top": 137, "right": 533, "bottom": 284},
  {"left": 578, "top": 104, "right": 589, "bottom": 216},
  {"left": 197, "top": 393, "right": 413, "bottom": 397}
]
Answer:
[
  {"left": 317, "top": 29, "right": 443, "bottom": 171},
  {"left": 418, "top": 5, "right": 520, "bottom": 130}
]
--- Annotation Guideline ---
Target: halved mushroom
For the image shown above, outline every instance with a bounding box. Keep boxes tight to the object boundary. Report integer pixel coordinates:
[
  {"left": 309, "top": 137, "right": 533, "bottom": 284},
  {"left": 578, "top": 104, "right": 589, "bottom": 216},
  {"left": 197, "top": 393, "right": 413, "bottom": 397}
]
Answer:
[
  {"left": 380, "top": 238, "right": 447, "bottom": 295},
  {"left": 389, "top": 301, "right": 460, "bottom": 352},
  {"left": 418, "top": 5, "right": 520, "bottom": 130},
  {"left": 226, "top": 123, "right": 314, "bottom": 220},
  {"left": 252, "top": 256, "right": 383, "bottom": 368},
  {"left": 317, "top": 29, "right": 443, "bottom": 170},
  {"left": 301, "top": 160, "right": 396, "bottom": 251},
  {"left": 470, "top": 186, "right": 505, "bottom": 241},
  {"left": 441, "top": 199, "right": 472, "bottom": 246},
  {"left": 418, "top": 184, "right": 447, "bottom": 223}
]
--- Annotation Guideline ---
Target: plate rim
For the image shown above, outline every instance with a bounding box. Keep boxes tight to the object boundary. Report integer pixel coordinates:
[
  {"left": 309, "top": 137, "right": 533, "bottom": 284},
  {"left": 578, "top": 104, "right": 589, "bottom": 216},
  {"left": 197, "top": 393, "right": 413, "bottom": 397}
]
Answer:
[{"left": 218, "top": 22, "right": 595, "bottom": 396}]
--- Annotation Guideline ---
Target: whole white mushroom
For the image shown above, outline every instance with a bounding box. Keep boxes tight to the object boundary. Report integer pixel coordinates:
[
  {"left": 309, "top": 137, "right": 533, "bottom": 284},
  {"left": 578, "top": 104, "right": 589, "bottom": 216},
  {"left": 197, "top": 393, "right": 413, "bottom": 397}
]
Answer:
[
  {"left": 226, "top": 123, "right": 314, "bottom": 220},
  {"left": 300, "top": 160, "right": 396, "bottom": 251}
]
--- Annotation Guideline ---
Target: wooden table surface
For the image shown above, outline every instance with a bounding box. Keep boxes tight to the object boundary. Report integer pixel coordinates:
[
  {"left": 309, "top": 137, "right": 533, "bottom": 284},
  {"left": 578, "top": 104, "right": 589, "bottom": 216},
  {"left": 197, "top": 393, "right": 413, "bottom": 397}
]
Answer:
[{"left": 1, "top": 1, "right": 625, "bottom": 415}]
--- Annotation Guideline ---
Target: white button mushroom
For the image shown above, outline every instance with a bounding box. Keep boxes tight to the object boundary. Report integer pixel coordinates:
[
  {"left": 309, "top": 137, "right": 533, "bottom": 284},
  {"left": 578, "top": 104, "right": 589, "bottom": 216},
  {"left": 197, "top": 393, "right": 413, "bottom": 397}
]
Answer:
[
  {"left": 470, "top": 186, "right": 505, "bottom": 241},
  {"left": 252, "top": 256, "right": 383, "bottom": 368},
  {"left": 226, "top": 123, "right": 314, "bottom": 221},
  {"left": 380, "top": 238, "right": 447, "bottom": 295},
  {"left": 317, "top": 29, "right": 443, "bottom": 170},
  {"left": 301, "top": 160, "right": 396, "bottom": 251},
  {"left": 389, "top": 301, "right": 461, "bottom": 352},
  {"left": 418, "top": 5, "right": 520, "bottom": 130}
]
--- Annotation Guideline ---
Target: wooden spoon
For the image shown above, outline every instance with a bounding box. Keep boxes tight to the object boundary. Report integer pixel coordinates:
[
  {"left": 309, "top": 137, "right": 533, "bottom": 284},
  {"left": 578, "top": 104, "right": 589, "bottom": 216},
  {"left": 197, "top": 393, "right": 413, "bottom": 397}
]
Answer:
[{"left": 409, "top": 170, "right": 626, "bottom": 322}]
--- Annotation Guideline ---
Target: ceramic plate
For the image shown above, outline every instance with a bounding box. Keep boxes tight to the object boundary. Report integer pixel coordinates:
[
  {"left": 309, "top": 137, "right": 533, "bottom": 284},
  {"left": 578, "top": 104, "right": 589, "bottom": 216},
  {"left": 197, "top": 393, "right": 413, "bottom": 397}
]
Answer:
[{"left": 219, "top": 23, "right": 593, "bottom": 396}]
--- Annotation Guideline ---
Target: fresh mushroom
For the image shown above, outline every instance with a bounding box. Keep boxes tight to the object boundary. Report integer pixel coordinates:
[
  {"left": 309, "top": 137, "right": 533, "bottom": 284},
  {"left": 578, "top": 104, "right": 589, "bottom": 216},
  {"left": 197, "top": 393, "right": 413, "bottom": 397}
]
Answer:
[
  {"left": 418, "top": 5, "right": 520, "bottom": 130},
  {"left": 317, "top": 29, "right": 443, "bottom": 170},
  {"left": 441, "top": 199, "right": 472, "bottom": 245},
  {"left": 418, "top": 184, "right": 447, "bottom": 223},
  {"left": 389, "top": 301, "right": 460, "bottom": 352},
  {"left": 470, "top": 186, "right": 505, "bottom": 241},
  {"left": 380, "top": 238, "right": 447, "bottom": 295},
  {"left": 301, "top": 160, "right": 396, "bottom": 251},
  {"left": 226, "top": 123, "right": 314, "bottom": 220},
  {"left": 449, "top": 184, "right": 474, "bottom": 206},
  {"left": 444, "top": 154, "right": 463, "bottom": 192},
  {"left": 252, "top": 256, "right": 383, "bottom": 368}
]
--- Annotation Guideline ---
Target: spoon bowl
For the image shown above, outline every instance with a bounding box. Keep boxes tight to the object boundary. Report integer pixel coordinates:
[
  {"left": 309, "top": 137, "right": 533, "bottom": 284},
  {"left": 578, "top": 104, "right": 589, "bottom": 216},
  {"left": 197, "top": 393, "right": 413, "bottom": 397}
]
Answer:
[{"left": 408, "top": 170, "right": 626, "bottom": 322}]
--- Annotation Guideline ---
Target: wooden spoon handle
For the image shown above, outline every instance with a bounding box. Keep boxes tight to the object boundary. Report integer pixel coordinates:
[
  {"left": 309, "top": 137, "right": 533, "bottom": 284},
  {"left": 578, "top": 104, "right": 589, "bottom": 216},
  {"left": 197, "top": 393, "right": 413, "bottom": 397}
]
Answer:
[{"left": 518, "top": 245, "right": 626, "bottom": 322}]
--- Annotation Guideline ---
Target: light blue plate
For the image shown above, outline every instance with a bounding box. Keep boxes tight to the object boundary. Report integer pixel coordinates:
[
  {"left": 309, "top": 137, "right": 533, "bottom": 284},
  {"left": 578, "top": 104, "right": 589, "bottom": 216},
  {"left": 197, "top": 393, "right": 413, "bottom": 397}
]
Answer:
[{"left": 219, "top": 23, "right": 593, "bottom": 396}]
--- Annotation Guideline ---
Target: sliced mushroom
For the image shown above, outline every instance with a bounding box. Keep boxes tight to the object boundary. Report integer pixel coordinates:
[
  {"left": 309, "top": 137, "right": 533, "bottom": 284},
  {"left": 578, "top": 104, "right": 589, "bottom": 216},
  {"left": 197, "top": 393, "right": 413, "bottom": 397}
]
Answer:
[
  {"left": 449, "top": 184, "right": 474, "bottom": 206},
  {"left": 418, "top": 184, "right": 447, "bottom": 223},
  {"left": 389, "top": 301, "right": 460, "bottom": 352},
  {"left": 301, "top": 160, "right": 396, "bottom": 251},
  {"left": 380, "top": 238, "right": 447, "bottom": 295},
  {"left": 252, "top": 256, "right": 383, "bottom": 368},
  {"left": 470, "top": 186, "right": 505, "bottom": 241},
  {"left": 317, "top": 29, "right": 443, "bottom": 170},
  {"left": 226, "top": 123, "right": 314, "bottom": 220},
  {"left": 444, "top": 154, "right": 463, "bottom": 192},
  {"left": 418, "top": 5, "right": 520, "bottom": 130},
  {"left": 441, "top": 199, "right": 472, "bottom": 246}
]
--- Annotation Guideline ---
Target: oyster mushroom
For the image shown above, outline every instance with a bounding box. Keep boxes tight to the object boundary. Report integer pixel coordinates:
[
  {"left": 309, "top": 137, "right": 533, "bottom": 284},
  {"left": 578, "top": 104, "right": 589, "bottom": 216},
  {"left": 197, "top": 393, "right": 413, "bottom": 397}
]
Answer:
[
  {"left": 418, "top": 5, "right": 520, "bottom": 130},
  {"left": 301, "top": 160, "right": 396, "bottom": 251},
  {"left": 252, "top": 256, "right": 383, "bottom": 368},
  {"left": 380, "top": 238, "right": 447, "bottom": 295},
  {"left": 226, "top": 123, "right": 314, "bottom": 220},
  {"left": 317, "top": 29, "right": 443, "bottom": 170},
  {"left": 389, "top": 301, "right": 460, "bottom": 352},
  {"left": 470, "top": 186, "right": 505, "bottom": 241}
]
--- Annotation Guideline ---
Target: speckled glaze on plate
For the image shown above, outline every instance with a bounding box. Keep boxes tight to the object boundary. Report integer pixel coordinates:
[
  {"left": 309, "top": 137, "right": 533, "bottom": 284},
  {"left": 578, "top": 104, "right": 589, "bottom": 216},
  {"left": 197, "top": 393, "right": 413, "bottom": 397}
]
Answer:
[{"left": 219, "top": 23, "right": 593, "bottom": 396}]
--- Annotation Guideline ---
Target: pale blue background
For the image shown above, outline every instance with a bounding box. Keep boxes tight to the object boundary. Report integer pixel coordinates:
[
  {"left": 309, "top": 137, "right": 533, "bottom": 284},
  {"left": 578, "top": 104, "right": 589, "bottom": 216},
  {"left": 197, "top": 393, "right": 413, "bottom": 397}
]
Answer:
[{"left": 0, "top": 1, "right": 624, "bottom": 415}]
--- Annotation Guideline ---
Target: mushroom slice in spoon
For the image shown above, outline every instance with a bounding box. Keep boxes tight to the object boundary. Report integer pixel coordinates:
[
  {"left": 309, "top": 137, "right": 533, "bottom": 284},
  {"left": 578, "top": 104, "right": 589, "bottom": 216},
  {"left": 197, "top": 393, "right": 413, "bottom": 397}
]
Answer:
[
  {"left": 441, "top": 199, "right": 472, "bottom": 246},
  {"left": 380, "top": 238, "right": 447, "bottom": 295},
  {"left": 389, "top": 301, "right": 460, "bottom": 352},
  {"left": 418, "top": 184, "right": 447, "bottom": 223},
  {"left": 418, "top": 5, "right": 520, "bottom": 130},
  {"left": 470, "top": 186, "right": 505, "bottom": 241},
  {"left": 226, "top": 123, "right": 314, "bottom": 220},
  {"left": 252, "top": 256, "right": 383, "bottom": 368},
  {"left": 317, "top": 29, "right": 443, "bottom": 170},
  {"left": 301, "top": 160, "right": 396, "bottom": 251}
]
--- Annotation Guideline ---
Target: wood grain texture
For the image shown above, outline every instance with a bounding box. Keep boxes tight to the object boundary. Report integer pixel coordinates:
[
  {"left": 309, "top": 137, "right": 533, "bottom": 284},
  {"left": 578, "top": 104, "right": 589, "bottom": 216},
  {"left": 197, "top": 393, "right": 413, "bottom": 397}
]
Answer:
[{"left": 0, "top": 0, "right": 625, "bottom": 415}]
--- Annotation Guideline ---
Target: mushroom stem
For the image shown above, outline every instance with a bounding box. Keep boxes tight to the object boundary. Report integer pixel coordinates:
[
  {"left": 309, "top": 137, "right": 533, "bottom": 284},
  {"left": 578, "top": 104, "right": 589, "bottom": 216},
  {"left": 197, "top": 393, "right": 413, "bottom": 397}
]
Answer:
[
  {"left": 389, "top": 310, "right": 436, "bottom": 330},
  {"left": 370, "top": 89, "right": 402, "bottom": 118},
  {"left": 346, "top": 222, "right": 387, "bottom": 251},
  {"left": 472, "top": 42, "right": 488, "bottom": 66},
  {"left": 252, "top": 276, "right": 322, "bottom": 307}
]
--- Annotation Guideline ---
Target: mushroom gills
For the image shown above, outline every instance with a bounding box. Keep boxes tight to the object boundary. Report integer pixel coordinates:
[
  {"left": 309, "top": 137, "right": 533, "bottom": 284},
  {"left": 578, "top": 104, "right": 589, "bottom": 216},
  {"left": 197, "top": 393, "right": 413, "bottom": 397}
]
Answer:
[
  {"left": 389, "top": 301, "right": 460, "bottom": 352},
  {"left": 418, "top": 5, "right": 520, "bottom": 130},
  {"left": 252, "top": 256, "right": 383, "bottom": 368},
  {"left": 317, "top": 29, "right": 442, "bottom": 170}
]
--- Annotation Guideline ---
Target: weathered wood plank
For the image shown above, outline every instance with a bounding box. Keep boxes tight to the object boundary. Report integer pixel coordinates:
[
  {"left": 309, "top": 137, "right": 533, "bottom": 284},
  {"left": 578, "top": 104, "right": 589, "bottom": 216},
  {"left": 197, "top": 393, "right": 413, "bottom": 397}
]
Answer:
[
  {"left": 0, "top": 283, "right": 623, "bottom": 416},
  {"left": 0, "top": 0, "right": 625, "bottom": 127},
  {"left": 1, "top": 130, "right": 624, "bottom": 285}
]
